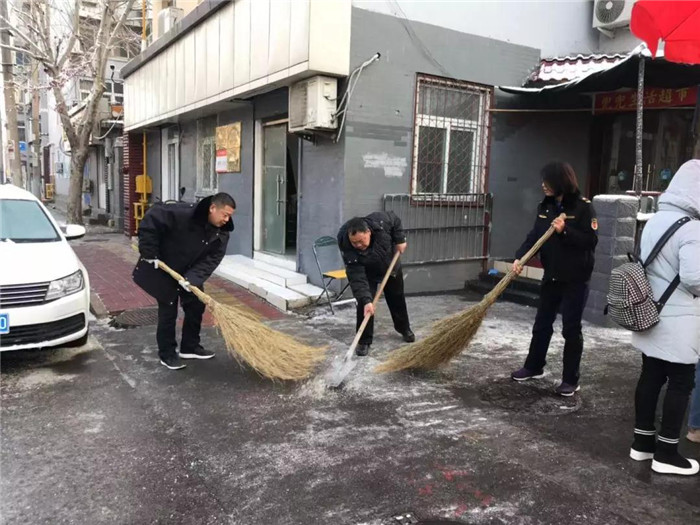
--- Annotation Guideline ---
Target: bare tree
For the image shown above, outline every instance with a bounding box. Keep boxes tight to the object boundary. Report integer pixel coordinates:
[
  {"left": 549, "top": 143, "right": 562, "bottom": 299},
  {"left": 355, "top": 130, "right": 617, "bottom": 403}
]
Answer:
[
  {"left": 1, "top": 0, "right": 22, "bottom": 188},
  {"left": 0, "top": 0, "right": 138, "bottom": 224}
]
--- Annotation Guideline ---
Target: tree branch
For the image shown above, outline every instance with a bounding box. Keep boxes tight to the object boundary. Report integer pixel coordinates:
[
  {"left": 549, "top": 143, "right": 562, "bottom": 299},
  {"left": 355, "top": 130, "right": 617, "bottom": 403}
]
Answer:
[
  {"left": 105, "top": 0, "right": 138, "bottom": 51},
  {"left": 0, "top": 41, "right": 46, "bottom": 62},
  {"left": 0, "top": 13, "right": 48, "bottom": 60}
]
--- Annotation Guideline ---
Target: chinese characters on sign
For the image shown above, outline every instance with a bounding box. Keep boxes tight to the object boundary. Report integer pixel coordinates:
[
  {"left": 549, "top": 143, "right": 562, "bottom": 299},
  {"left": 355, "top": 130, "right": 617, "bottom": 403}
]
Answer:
[
  {"left": 215, "top": 122, "right": 242, "bottom": 173},
  {"left": 594, "top": 86, "right": 698, "bottom": 113}
]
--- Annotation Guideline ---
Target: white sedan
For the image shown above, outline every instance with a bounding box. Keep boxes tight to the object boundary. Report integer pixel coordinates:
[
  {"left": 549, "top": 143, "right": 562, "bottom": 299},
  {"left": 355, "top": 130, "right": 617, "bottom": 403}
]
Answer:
[{"left": 0, "top": 183, "right": 91, "bottom": 351}]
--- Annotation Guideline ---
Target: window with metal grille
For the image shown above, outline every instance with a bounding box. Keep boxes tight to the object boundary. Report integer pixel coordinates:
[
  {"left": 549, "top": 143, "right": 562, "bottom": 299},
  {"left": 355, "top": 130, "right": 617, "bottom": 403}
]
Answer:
[
  {"left": 196, "top": 117, "right": 218, "bottom": 196},
  {"left": 411, "top": 75, "right": 492, "bottom": 196}
]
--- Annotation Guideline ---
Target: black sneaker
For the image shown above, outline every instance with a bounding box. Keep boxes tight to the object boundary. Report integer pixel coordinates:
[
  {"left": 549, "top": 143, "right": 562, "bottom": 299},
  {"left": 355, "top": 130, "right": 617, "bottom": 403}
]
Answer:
[
  {"left": 555, "top": 382, "right": 580, "bottom": 397},
  {"left": 180, "top": 346, "right": 215, "bottom": 360},
  {"left": 355, "top": 343, "right": 370, "bottom": 356},
  {"left": 160, "top": 355, "right": 186, "bottom": 370},
  {"left": 511, "top": 367, "right": 544, "bottom": 382},
  {"left": 401, "top": 329, "right": 416, "bottom": 343}
]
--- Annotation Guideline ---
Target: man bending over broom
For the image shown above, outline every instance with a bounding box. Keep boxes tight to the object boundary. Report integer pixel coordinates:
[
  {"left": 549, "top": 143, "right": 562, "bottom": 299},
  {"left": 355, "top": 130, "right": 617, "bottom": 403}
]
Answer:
[
  {"left": 338, "top": 211, "right": 415, "bottom": 357},
  {"left": 133, "top": 193, "right": 236, "bottom": 370}
]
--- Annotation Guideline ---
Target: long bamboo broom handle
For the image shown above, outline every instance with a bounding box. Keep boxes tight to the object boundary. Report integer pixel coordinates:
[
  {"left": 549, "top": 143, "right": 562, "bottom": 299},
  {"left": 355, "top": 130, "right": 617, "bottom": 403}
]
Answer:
[
  {"left": 132, "top": 244, "right": 213, "bottom": 306},
  {"left": 484, "top": 212, "right": 566, "bottom": 302},
  {"left": 345, "top": 250, "right": 402, "bottom": 357}
]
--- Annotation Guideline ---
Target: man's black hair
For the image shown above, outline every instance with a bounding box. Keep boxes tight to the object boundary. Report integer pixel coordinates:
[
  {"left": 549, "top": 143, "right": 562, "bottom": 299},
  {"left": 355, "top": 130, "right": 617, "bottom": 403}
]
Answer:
[
  {"left": 347, "top": 217, "right": 369, "bottom": 236},
  {"left": 211, "top": 192, "right": 236, "bottom": 209}
]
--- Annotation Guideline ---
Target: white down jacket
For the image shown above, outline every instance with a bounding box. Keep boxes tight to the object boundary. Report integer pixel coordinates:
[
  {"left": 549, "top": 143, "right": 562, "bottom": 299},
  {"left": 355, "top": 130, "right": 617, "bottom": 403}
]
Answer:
[{"left": 632, "top": 160, "right": 700, "bottom": 364}]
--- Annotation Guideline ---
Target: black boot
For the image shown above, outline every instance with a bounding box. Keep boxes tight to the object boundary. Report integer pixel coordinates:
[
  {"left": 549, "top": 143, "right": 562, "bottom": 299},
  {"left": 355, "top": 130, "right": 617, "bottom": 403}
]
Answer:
[
  {"left": 355, "top": 343, "right": 370, "bottom": 356},
  {"left": 401, "top": 329, "right": 415, "bottom": 343},
  {"left": 652, "top": 438, "right": 700, "bottom": 475},
  {"left": 629, "top": 428, "right": 656, "bottom": 461}
]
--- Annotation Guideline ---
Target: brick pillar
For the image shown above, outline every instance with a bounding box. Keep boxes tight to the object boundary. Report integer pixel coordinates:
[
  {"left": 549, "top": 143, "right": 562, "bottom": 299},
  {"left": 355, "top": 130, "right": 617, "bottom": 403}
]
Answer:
[
  {"left": 584, "top": 195, "right": 638, "bottom": 326},
  {"left": 123, "top": 131, "right": 143, "bottom": 237}
]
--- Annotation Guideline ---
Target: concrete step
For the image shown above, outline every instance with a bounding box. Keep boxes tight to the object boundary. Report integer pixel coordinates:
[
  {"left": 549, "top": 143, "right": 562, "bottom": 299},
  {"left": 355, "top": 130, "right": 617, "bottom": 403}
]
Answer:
[
  {"left": 214, "top": 264, "right": 311, "bottom": 311},
  {"left": 253, "top": 251, "right": 297, "bottom": 272},
  {"left": 223, "top": 255, "right": 307, "bottom": 287},
  {"left": 214, "top": 254, "right": 320, "bottom": 311},
  {"left": 465, "top": 278, "right": 540, "bottom": 308},
  {"left": 288, "top": 282, "right": 325, "bottom": 299},
  {"left": 249, "top": 281, "right": 310, "bottom": 311}
]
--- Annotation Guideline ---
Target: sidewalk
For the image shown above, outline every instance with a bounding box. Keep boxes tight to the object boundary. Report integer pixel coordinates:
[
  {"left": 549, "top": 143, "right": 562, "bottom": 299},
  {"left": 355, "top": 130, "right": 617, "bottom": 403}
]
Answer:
[{"left": 69, "top": 232, "right": 285, "bottom": 322}]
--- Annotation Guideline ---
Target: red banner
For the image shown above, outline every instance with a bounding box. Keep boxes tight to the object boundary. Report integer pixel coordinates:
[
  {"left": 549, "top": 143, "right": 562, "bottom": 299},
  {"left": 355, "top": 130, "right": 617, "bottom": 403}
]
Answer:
[{"left": 593, "top": 86, "right": 698, "bottom": 113}]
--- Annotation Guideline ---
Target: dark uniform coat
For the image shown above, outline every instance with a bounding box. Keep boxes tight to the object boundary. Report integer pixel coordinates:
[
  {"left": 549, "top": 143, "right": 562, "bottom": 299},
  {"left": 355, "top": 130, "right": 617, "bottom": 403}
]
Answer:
[
  {"left": 337, "top": 211, "right": 406, "bottom": 306},
  {"left": 515, "top": 191, "right": 598, "bottom": 283},
  {"left": 132, "top": 196, "right": 233, "bottom": 304}
]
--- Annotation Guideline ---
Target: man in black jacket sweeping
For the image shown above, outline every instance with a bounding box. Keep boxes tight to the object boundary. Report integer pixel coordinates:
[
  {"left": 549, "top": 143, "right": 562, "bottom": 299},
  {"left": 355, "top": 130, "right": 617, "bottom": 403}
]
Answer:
[
  {"left": 337, "top": 211, "right": 414, "bottom": 356},
  {"left": 133, "top": 193, "right": 235, "bottom": 370}
]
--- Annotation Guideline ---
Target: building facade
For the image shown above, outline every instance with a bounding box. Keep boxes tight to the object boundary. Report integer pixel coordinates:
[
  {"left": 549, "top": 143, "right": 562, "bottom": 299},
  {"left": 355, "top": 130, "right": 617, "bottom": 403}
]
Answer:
[{"left": 121, "top": 0, "right": 550, "bottom": 297}]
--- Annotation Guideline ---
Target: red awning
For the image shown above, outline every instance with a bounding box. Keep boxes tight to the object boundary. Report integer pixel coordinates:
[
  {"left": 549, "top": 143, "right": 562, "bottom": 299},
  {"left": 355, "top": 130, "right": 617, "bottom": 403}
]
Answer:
[{"left": 631, "top": 0, "right": 700, "bottom": 64}]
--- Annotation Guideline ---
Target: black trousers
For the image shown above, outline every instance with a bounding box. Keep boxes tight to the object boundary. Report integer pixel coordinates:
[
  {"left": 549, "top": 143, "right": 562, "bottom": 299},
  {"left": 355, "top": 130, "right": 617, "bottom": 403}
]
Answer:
[
  {"left": 156, "top": 288, "right": 206, "bottom": 360},
  {"left": 356, "top": 269, "right": 411, "bottom": 345},
  {"left": 524, "top": 280, "right": 588, "bottom": 385},
  {"left": 635, "top": 354, "right": 696, "bottom": 440}
]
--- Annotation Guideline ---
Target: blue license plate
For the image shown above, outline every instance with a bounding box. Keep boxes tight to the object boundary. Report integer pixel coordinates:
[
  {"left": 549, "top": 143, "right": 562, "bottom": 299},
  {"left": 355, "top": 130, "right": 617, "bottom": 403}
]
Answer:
[{"left": 0, "top": 313, "right": 8, "bottom": 334}]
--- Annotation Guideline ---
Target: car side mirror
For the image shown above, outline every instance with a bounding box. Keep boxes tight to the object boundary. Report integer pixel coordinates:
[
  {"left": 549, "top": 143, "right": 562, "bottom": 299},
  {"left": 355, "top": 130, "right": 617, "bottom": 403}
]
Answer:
[{"left": 64, "top": 224, "right": 86, "bottom": 240}]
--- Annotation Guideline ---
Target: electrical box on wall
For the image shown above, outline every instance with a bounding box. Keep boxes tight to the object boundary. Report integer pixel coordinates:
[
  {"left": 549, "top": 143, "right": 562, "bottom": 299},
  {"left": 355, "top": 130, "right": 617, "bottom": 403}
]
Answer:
[{"left": 288, "top": 76, "right": 338, "bottom": 134}]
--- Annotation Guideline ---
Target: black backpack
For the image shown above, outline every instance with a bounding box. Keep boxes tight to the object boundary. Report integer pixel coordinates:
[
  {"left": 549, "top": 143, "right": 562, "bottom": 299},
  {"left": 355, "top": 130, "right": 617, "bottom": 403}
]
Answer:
[{"left": 605, "top": 216, "right": 692, "bottom": 332}]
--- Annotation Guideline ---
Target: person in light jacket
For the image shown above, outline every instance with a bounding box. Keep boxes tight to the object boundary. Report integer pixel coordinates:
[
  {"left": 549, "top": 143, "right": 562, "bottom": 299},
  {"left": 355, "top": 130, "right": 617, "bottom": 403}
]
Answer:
[{"left": 629, "top": 159, "right": 700, "bottom": 476}]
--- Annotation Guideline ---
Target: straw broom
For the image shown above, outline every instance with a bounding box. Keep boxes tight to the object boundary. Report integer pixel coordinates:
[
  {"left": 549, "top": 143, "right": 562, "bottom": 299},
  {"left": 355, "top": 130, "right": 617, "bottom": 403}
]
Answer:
[
  {"left": 133, "top": 247, "right": 326, "bottom": 380},
  {"left": 375, "top": 213, "right": 566, "bottom": 373}
]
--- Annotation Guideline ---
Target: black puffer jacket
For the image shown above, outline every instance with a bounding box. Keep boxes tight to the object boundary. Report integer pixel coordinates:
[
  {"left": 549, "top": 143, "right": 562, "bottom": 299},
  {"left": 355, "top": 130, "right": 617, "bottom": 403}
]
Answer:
[
  {"left": 132, "top": 196, "right": 233, "bottom": 304},
  {"left": 515, "top": 191, "right": 597, "bottom": 283},
  {"left": 337, "top": 211, "right": 406, "bottom": 306}
]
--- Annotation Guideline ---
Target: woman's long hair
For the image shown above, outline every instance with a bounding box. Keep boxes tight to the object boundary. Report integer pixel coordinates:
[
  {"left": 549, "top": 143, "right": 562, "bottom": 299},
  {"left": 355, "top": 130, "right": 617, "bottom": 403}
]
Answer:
[{"left": 541, "top": 162, "right": 579, "bottom": 196}]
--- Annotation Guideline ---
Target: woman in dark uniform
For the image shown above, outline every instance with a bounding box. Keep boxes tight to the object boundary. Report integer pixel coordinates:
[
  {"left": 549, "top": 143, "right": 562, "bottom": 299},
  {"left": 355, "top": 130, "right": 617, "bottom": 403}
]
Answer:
[{"left": 510, "top": 162, "right": 598, "bottom": 396}]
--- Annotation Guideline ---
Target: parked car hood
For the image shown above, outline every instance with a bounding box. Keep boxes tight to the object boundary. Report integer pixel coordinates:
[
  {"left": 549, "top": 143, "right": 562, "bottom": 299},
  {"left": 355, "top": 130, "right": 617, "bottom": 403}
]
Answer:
[{"left": 0, "top": 241, "right": 83, "bottom": 286}]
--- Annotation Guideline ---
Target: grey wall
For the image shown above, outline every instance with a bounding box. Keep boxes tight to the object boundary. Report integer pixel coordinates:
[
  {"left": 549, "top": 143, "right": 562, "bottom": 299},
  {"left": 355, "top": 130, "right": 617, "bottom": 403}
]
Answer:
[
  {"left": 298, "top": 137, "right": 345, "bottom": 285},
  {"left": 353, "top": 0, "right": 599, "bottom": 58},
  {"left": 217, "top": 105, "right": 254, "bottom": 257},
  {"left": 177, "top": 120, "right": 198, "bottom": 201},
  {"left": 597, "top": 28, "right": 641, "bottom": 54},
  {"left": 343, "top": 8, "right": 541, "bottom": 291},
  {"left": 489, "top": 111, "right": 593, "bottom": 260},
  {"left": 254, "top": 89, "right": 288, "bottom": 120}
]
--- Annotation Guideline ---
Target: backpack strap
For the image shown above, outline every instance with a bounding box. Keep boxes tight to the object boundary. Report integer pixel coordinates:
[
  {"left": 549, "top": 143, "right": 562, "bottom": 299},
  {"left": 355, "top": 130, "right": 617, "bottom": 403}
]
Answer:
[
  {"left": 642, "top": 216, "right": 692, "bottom": 268},
  {"left": 642, "top": 216, "right": 694, "bottom": 313},
  {"left": 656, "top": 274, "right": 681, "bottom": 313}
]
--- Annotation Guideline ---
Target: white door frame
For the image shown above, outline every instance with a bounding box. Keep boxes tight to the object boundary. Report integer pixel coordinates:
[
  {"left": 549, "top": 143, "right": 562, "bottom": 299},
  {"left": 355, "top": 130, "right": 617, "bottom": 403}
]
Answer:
[
  {"left": 161, "top": 127, "right": 180, "bottom": 201},
  {"left": 253, "top": 119, "right": 263, "bottom": 251},
  {"left": 97, "top": 154, "right": 107, "bottom": 209}
]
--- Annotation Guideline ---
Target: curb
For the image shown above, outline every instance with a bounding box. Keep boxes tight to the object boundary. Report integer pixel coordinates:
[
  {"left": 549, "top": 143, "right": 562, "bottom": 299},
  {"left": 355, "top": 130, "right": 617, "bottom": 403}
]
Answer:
[{"left": 89, "top": 292, "right": 110, "bottom": 319}]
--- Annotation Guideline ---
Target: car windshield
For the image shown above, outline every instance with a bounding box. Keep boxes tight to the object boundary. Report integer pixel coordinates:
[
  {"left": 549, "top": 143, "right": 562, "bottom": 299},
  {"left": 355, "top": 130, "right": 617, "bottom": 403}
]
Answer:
[{"left": 0, "top": 199, "right": 60, "bottom": 243}]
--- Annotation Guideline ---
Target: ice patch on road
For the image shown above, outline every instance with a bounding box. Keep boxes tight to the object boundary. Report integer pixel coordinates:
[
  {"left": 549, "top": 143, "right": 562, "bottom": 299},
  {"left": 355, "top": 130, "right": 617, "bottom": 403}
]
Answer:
[
  {"left": 14, "top": 369, "right": 78, "bottom": 390},
  {"left": 78, "top": 411, "right": 106, "bottom": 434}
]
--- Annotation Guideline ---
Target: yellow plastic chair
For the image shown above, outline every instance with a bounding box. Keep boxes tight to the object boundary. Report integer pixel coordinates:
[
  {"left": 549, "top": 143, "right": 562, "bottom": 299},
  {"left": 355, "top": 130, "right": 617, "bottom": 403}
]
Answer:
[{"left": 312, "top": 236, "right": 352, "bottom": 314}]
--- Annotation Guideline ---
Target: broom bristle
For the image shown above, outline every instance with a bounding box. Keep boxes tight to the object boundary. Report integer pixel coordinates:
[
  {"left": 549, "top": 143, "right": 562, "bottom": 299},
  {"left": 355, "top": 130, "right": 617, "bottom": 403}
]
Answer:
[
  {"left": 374, "top": 297, "right": 494, "bottom": 373},
  {"left": 210, "top": 302, "right": 327, "bottom": 381},
  {"left": 374, "top": 268, "right": 518, "bottom": 373}
]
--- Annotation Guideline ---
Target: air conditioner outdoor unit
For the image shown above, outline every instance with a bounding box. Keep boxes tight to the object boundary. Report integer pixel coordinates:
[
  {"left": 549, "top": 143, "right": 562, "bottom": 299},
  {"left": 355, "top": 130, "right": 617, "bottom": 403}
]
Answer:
[
  {"left": 593, "top": 0, "right": 637, "bottom": 30},
  {"left": 288, "top": 76, "right": 337, "bottom": 134},
  {"left": 157, "top": 7, "right": 183, "bottom": 39}
]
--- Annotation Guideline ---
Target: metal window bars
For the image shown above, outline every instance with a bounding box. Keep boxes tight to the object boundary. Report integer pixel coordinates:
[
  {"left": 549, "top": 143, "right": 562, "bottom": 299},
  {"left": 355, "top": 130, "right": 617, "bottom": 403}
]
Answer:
[
  {"left": 411, "top": 75, "right": 492, "bottom": 197},
  {"left": 383, "top": 193, "right": 492, "bottom": 265}
]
